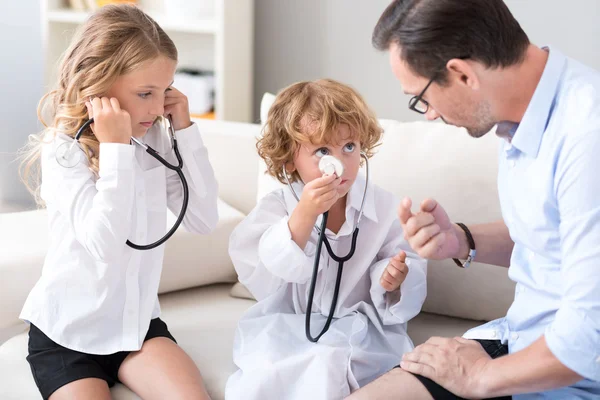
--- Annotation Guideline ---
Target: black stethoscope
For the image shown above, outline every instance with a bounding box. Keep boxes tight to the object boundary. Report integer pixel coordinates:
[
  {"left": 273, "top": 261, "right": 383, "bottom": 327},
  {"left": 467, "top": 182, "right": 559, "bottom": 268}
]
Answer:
[
  {"left": 283, "top": 153, "right": 370, "bottom": 342},
  {"left": 55, "top": 116, "right": 188, "bottom": 251}
]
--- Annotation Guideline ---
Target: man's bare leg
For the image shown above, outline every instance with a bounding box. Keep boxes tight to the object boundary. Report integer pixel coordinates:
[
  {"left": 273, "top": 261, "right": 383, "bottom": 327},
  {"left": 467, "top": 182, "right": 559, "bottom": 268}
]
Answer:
[{"left": 346, "top": 368, "right": 434, "bottom": 400}]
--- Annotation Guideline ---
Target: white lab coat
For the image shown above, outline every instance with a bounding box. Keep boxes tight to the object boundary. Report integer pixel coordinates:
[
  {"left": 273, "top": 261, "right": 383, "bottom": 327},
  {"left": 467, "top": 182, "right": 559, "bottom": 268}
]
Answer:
[
  {"left": 226, "top": 175, "right": 427, "bottom": 400},
  {"left": 20, "top": 122, "right": 218, "bottom": 355}
]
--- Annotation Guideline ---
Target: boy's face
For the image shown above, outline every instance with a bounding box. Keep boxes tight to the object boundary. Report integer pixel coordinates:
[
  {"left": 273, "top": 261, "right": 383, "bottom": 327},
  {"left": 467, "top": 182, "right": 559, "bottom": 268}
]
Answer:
[{"left": 290, "top": 123, "right": 362, "bottom": 198}]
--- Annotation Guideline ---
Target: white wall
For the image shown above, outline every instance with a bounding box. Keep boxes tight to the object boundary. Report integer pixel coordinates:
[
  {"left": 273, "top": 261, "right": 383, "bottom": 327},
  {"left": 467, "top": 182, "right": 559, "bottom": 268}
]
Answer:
[
  {"left": 0, "top": 2, "right": 44, "bottom": 210},
  {"left": 254, "top": 0, "right": 600, "bottom": 122}
]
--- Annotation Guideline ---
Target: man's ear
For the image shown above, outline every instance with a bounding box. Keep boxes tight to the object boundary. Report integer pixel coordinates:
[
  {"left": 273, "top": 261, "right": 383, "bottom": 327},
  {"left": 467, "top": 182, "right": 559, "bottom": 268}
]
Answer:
[{"left": 446, "top": 58, "right": 480, "bottom": 90}]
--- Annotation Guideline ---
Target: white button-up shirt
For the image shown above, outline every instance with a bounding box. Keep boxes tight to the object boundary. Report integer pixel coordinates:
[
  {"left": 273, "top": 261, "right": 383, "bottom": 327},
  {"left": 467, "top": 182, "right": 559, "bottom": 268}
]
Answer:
[
  {"left": 226, "top": 175, "right": 427, "bottom": 399},
  {"left": 20, "top": 123, "right": 218, "bottom": 355}
]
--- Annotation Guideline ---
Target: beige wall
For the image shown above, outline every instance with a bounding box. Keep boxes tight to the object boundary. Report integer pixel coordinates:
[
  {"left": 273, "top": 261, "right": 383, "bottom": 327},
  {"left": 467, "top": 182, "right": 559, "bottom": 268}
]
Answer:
[{"left": 253, "top": 0, "right": 600, "bottom": 122}]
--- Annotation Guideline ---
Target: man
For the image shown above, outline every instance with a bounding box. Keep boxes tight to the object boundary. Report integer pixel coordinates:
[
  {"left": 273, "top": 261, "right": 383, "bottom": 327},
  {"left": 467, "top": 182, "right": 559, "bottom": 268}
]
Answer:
[{"left": 348, "top": 0, "right": 600, "bottom": 399}]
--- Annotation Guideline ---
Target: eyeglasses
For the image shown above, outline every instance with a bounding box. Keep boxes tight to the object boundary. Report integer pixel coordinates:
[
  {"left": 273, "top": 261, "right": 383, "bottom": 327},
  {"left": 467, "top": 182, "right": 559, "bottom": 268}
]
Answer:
[
  {"left": 408, "top": 56, "right": 470, "bottom": 115},
  {"left": 408, "top": 75, "right": 437, "bottom": 115}
]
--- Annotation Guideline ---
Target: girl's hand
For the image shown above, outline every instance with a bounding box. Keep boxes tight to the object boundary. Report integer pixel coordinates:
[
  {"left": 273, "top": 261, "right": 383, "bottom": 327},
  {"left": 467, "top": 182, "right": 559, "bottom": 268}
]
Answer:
[
  {"left": 86, "top": 97, "right": 131, "bottom": 144},
  {"left": 164, "top": 86, "right": 192, "bottom": 131}
]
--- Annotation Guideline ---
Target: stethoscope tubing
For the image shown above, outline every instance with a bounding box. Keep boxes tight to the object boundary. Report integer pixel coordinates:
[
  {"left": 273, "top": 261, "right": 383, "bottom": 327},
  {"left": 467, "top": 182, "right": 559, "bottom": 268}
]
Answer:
[{"left": 70, "top": 116, "right": 188, "bottom": 250}]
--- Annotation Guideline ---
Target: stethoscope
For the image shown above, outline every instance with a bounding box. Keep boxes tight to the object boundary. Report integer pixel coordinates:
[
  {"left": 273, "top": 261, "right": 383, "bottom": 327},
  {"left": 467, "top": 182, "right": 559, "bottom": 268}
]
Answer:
[
  {"left": 55, "top": 116, "right": 189, "bottom": 251},
  {"left": 283, "top": 153, "right": 370, "bottom": 342}
]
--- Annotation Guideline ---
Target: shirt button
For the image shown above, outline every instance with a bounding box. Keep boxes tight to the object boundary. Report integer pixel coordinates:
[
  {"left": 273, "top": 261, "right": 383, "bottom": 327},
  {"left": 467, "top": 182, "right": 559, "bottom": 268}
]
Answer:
[
  {"left": 490, "top": 331, "right": 497, "bottom": 339},
  {"left": 511, "top": 332, "right": 519, "bottom": 341}
]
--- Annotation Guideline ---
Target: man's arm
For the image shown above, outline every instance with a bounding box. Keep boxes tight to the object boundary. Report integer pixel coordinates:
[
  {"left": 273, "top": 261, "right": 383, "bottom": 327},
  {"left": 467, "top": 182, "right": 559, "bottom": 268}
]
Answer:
[
  {"left": 479, "top": 336, "right": 582, "bottom": 397},
  {"left": 454, "top": 220, "right": 514, "bottom": 268}
]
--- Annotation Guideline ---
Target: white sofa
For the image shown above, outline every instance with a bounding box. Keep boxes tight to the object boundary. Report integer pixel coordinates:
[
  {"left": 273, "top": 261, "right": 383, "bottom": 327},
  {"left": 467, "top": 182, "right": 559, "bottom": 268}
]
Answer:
[{"left": 0, "top": 117, "right": 516, "bottom": 399}]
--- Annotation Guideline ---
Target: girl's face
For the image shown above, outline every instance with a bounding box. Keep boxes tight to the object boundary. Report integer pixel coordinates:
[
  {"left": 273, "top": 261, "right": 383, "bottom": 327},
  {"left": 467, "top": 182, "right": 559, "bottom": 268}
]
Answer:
[
  {"left": 290, "top": 123, "right": 362, "bottom": 197},
  {"left": 105, "top": 55, "right": 177, "bottom": 138}
]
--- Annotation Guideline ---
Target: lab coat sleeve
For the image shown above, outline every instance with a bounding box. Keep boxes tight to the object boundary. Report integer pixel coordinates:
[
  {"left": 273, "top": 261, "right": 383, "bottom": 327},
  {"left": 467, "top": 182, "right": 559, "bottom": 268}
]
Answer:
[
  {"left": 369, "top": 218, "right": 427, "bottom": 325},
  {"left": 228, "top": 191, "right": 318, "bottom": 301},
  {"left": 164, "top": 123, "right": 219, "bottom": 234},
  {"left": 40, "top": 140, "right": 135, "bottom": 263}
]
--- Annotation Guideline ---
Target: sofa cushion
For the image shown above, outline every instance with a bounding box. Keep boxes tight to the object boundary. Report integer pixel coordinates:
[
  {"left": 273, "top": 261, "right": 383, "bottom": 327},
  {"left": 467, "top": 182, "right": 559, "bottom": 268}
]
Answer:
[
  {"left": 0, "top": 284, "right": 255, "bottom": 400},
  {"left": 158, "top": 198, "right": 245, "bottom": 294},
  {"left": 0, "top": 282, "right": 480, "bottom": 400}
]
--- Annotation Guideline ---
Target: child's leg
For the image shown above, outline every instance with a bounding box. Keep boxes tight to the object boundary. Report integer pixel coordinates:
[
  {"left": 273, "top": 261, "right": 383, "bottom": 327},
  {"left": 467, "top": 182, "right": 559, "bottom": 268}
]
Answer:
[
  {"left": 118, "top": 337, "right": 210, "bottom": 400},
  {"left": 26, "top": 324, "right": 116, "bottom": 400},
  {"left": 49, "top": 378, "right": 111, "bottom": 400}
]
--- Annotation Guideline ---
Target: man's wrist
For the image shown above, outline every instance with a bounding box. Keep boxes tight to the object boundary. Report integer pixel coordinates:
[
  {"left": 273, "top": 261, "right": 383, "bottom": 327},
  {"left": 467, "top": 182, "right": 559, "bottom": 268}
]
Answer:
[
  {"left": 454, "top": 223, "right": 471, "bottom": 260},
  {"left": 473, "top": 359, "right": 496, "bottom": 399}
]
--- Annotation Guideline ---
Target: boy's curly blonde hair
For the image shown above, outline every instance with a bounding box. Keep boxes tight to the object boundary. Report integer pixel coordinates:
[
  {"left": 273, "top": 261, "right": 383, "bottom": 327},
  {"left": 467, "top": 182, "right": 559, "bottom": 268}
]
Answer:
[{"left": 258, "top": 79, "right": 383, "bottom": 184}]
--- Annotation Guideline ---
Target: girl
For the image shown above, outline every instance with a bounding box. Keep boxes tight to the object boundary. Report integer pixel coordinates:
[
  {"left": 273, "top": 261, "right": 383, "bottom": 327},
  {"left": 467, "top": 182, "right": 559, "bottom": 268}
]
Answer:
[
  {"left": 19, "top": 5, "right": 217, "bottom": 400},
  {"left": 226, "top": 79, "right": 427, "bottom": 399}
]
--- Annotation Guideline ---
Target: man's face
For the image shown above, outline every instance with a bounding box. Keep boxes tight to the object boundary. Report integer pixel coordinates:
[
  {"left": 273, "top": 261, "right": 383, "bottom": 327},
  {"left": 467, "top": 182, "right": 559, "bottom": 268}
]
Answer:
[{"left": 389, "top": 43, "right": 496, "bottom": 138}]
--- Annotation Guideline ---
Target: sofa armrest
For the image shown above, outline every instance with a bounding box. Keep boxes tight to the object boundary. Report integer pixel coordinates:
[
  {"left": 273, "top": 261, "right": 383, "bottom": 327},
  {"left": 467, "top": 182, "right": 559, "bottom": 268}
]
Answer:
[
  {"left": 0, "top": 199, "right": 246, "bottom": 343},
  {"left": 0, "top": 210, "right": 49, "bottom": 341}
]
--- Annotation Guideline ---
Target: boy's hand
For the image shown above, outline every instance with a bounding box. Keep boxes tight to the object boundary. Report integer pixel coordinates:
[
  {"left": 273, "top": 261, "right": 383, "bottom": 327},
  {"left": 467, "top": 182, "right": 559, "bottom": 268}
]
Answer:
[
  {"left": 380, "top": 250, "right": 408, "bottom": 292},
  {"left": 297, "top": 173, "right": 342, "bottom": 219}
]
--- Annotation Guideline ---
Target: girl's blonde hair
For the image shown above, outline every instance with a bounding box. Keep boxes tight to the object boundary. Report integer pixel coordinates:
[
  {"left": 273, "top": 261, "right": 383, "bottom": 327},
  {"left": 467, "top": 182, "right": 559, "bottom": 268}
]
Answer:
[
  {"left": 258, "top": 79, "right": 383, "bottom": 184},
  {"left": 20, "top": 4, "right": 177, "bottom": 205}
]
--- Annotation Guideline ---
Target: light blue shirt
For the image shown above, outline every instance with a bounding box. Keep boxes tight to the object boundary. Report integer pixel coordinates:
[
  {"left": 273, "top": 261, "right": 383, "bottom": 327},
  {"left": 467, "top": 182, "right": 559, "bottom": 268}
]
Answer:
[{"left": 464, "top": 47, "right": 600, "bottom": 398}]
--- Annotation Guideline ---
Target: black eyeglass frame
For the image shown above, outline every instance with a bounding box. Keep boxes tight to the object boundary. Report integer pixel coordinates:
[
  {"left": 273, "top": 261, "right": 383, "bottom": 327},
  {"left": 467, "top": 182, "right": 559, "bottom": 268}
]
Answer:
[{"left": 407, "top": 56, "right": 470, "bottom": 115}]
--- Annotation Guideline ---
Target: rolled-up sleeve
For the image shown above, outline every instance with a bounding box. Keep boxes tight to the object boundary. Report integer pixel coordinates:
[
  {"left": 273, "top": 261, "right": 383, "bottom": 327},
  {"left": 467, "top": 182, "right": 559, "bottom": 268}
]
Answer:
[{"left": 547, "top": 129, "right": 600, "bottom": 380}]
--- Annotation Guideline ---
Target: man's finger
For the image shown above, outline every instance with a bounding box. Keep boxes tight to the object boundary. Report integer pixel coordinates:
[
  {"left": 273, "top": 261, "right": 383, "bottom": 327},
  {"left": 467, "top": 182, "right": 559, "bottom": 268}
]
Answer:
[
  {"left": 420, "top": 198, "right": 438, "bottom": 213},
  {"left": 410, "top": 223, "right": 441, "bottom": 249},
  {"left": 398, "top": 197, "right": 414, "bottom": 225},
  {"left": 400, "top": 360, "right": 436, "bottom": 379},
  {"left": 405, "top": 212, "right": 436, "bottom": 237}
]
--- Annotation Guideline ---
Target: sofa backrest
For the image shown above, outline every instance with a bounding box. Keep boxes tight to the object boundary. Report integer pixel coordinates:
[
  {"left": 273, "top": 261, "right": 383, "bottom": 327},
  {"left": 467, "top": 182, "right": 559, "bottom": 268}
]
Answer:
[
  {"left": 370, "top": 120, "right": 515, "bottom": 322},
  {"left": 252, "top": 117, "right": 516, "bottom": 322}
]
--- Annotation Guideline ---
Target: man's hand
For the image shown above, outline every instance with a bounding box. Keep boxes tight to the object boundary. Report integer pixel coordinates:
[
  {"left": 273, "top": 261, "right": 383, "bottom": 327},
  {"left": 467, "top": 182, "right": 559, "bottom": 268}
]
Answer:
[
  {"left": 398, "top": 197, "right": 463, "bottom": 260},
  {"left": 400, "top": 337, "right": 493, "bottom": 399}
]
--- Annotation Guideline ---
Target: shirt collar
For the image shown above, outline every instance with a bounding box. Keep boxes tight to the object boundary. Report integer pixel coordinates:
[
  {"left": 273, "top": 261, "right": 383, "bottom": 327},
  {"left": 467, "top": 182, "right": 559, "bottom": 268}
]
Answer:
[
  {"left": 282, "top": 173, "right": 378, "bottom": 225},
  {"left": 509, "top": 46, "right": 566, "bottom": 158}
]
